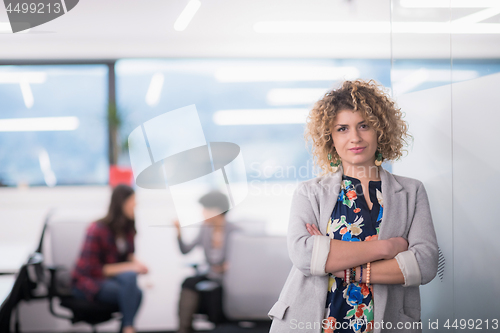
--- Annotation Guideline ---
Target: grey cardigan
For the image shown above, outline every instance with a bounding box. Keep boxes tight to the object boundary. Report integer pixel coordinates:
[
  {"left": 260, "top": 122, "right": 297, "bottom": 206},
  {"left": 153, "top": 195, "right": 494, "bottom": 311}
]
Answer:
[{"left": 268, "top": 165, "right": 438, "bottom": 333}]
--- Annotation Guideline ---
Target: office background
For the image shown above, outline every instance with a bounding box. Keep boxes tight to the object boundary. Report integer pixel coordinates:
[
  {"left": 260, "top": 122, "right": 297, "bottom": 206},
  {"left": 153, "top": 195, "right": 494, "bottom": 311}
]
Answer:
[{"left": 1, "top": 0, "right": 500, "bottom": 331}]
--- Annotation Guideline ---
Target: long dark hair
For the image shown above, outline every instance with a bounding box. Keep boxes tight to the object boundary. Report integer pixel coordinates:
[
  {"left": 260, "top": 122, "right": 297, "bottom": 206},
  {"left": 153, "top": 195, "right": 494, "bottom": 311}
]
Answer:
[{"left": 99, "top": 184, "right": 136, "bottom": 236}]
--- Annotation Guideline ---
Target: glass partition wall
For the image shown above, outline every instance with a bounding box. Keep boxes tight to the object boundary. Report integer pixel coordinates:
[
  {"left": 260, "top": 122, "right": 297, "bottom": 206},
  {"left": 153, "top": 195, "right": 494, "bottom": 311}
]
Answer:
[
  {"left": 1, "top": 1, "right": 499, "bottom": 330},
  {"left": 391, "top": 0, "right": 500, "bottom": 330},
  {"left": 449, "top": 3, "right": 500, "bottom": 325}
]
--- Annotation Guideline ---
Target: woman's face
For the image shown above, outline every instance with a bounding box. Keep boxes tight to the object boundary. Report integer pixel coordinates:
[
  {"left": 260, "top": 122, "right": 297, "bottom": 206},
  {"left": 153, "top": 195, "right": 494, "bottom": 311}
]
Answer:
[
  {"left": 122, "top": 193, "right": 136, "bottom": 220},
  {"left": 202, "top": 207, "right": 225, "bottom": 226},
  {"left": 330, "top": 109, "right": 378, "bottom": 171}
]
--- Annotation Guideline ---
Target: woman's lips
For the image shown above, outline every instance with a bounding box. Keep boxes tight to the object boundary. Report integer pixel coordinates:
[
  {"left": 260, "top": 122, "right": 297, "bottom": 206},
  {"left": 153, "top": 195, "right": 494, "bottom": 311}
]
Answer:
[{"left": 350, "top": 147, "right": 365, "bottom": 153}]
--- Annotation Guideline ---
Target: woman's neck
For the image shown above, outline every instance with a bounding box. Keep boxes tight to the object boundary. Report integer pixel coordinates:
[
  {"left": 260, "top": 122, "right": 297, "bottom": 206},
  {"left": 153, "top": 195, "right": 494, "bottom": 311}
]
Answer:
[{"left": 342, "top": 164, "right": 380, "bottom": 181}]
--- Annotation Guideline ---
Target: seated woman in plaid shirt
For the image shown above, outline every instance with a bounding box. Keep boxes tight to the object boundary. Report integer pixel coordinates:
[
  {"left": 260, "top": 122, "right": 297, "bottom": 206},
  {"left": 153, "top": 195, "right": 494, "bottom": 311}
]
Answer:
[{"left": 72, "top": 184, "right": 149, "bottom": 333}]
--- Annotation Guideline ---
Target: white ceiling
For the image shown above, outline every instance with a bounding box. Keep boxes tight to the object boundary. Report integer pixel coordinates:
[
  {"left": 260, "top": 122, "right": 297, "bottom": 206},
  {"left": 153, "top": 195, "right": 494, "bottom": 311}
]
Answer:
[{"left": 0, "top": 0, "right": 499, "bottom": 60}]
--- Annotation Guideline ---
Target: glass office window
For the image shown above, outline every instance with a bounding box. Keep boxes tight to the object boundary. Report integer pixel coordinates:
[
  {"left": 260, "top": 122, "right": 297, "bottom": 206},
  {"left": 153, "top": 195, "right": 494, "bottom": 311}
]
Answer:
[
  {"left": 0, "top": 65, "right": 108, "bottom": 186},
  {"left": 116, "top": 59, "right": 392, "bottom": 184}
]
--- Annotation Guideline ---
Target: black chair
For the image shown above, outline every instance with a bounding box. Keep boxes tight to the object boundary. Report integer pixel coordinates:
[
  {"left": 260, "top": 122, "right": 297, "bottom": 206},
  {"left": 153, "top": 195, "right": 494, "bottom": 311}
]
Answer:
[
  {"left": 43, "top": 218, "right": 121, "bottom": 333},
  {"left": 0, "top": 264, "right": 40, "bottom": 333},
  {"left": 0, "top": 211, "right": 55, "bottom": 333},
  {"left": 185, "top": 264, "right": 227, "bottom": 325},
  {"left": 47, "top": 267, "right": 120, "bottom": 333}
]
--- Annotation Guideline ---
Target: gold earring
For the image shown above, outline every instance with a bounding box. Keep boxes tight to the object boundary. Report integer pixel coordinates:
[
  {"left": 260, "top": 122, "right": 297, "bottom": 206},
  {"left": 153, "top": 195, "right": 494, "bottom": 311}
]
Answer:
[
  {"left": 374, "top": 150, "right": 383, "bottom": 166},
  {"left": 328, "top": 152, "right": 341, "bottom": 172}
]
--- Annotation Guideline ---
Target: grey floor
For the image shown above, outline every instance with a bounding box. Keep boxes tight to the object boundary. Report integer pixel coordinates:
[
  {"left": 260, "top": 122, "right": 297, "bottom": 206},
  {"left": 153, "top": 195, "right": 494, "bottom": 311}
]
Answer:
[
  {"left": 162, "top": 321, "right": 272, "bottom": 333},
  {"left": 34, "top": 321, "right": 273, "bottom": 333}
]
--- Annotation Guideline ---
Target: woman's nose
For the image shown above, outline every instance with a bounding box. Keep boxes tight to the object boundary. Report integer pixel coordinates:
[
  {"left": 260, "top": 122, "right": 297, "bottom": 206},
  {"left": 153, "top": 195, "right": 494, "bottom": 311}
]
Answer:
[{"left": 350, "top": 129, "right": 362, "bottom": 142}]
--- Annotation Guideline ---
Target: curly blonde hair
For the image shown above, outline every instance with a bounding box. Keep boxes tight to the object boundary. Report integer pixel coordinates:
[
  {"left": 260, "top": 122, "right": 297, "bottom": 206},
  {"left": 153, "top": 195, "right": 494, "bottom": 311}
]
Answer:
[{"left": 304, "top": 79, "right": 412, "bottom": 176}]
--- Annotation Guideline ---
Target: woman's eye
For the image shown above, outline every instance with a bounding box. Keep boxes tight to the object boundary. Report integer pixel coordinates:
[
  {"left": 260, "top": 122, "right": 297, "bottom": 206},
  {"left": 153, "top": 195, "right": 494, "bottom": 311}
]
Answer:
[
  {"left": 337, "top": 126, "right": 347, "bottom": 132},
  {"left": 360, "top": 124, "right": 369, "bottom": 129}
]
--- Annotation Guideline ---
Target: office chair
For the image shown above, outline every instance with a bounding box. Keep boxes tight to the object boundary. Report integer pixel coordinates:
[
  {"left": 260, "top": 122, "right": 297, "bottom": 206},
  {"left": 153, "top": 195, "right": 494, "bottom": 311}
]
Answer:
[
  {"left": 45, "top": 220, "right": 120, "bottom": 333},
  {"left": 189, "top": 219, "right": 267, "bottom": 326},
  {"left": 179, "top": 221, "right": 277, "bottom": 330},
  {"left": 179, "top": 262, "right": 226, "bottom": 326},
  {"left": 222, "top": 233, "right": 292, "bottom": 321},
  {"left": 0, "top": 211, "right": 54, "bottom": 333}
]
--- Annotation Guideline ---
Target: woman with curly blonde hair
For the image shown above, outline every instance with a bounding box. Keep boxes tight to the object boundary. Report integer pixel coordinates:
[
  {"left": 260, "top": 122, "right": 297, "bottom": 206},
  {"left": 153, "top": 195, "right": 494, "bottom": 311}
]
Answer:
[{"left": 268, "top": 80, "right": 438, "bottom": 333}]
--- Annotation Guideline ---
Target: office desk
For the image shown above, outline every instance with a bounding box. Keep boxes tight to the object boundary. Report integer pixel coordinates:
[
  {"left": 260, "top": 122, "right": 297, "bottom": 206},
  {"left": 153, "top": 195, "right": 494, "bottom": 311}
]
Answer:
[
  {"left": 0, "top": 275, "right": 16, "bottom": 305},
  {"left": 0, "top": 244, "right": 33, "bottom": 275}
]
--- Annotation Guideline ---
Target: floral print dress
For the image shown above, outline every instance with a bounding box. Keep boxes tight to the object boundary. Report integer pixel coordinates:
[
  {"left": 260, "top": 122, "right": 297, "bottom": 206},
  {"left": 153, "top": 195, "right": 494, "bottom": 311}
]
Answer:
[{"left": 322, "top": 174, "right": 383, "bottom": 333}]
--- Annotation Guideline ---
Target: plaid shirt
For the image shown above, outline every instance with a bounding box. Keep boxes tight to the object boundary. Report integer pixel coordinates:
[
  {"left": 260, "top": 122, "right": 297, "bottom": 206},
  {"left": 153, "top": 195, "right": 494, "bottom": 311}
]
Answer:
[{"left": 71, "top": 221, "right": 135, "bottom": 301}]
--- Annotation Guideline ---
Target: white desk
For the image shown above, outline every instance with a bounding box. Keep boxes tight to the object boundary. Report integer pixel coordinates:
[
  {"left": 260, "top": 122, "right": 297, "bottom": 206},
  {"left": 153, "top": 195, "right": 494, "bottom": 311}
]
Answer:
[
  {"left": 0, "top": 243, "right": 33, "bottom": 274},
  {"left": 0, "top": 275, "right": 16, "bottom": 305}
]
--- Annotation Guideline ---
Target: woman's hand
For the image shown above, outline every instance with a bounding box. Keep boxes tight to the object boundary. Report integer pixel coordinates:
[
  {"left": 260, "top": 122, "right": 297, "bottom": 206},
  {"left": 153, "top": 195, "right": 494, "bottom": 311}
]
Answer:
[
  {"left": 306, "top": 223, "right": 323, "bottom": 236},
  {"left": 307, "top": 223, "right": 344, "bottom": 278},
  {"left": 173, "top": 219, "right": 181, "bottom": 238},
  {"left": 128, "top": 253, "right": 149, "bottom": 274},
  {"left": 212, "top": 262, "right": 228, "bottom": 274},
  {"left": 307, "top": 222, "right": 408, "bottom": 259},
  {"left": 331, "top": 270, "right": 344, "bottom": 278},
  {"left": 383, "top": 237, "right": 409, "bottom": 259},
  {"left": 133, "top": 261, "right": 149, "bottom": 274},
  {"left": 103, "top": 261, "right": 147, "bottom": 277}
]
